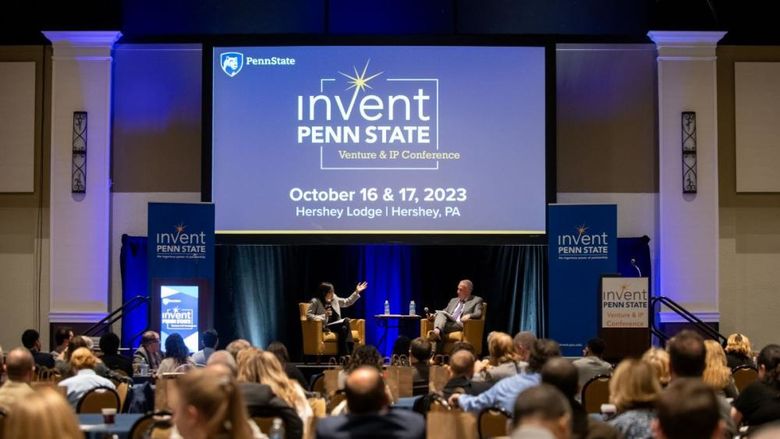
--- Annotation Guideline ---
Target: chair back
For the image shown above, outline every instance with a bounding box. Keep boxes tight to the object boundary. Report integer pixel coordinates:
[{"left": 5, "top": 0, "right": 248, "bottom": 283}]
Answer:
[
  {"left": 478, "top": 407, "right": 511, "bottom": 439},
  {"left": 732, "top": 365, "right": 759, "bottom": 393},
  {"left": 299, "top": 303, "right": 309, "bottom": 320},
  {"left": 115, "top": 381, "right": 130, "bottom": 412},
  {"left": 581, "top": 374, "right": 611, "bottom": 414},
  {"left": 311, "top": 373, "right": 326, "bottom": 393},
  {"left": 252, "top": 417, "right": 275, "bottom": 434},
  {"left": 129, "top": 411, "right": 173, "bottom": 439},
  {"left": 76, "top": 386, "right": 121, "bottom": 413}
]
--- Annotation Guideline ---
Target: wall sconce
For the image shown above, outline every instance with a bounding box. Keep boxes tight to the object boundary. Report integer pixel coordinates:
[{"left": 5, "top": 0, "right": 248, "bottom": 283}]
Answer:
[
  {"left": 682, "top": 111, "right": 697, "bottom": 194},
  {"left": 72, "top": 111, "right": 87, "bottom": 193}
]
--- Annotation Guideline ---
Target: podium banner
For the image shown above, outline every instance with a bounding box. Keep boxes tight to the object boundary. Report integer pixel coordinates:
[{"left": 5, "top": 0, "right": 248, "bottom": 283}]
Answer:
[
  {"left": 601, "top": 277, "right": 649, "bottom": 329},
  {"left": 148, "top": 203, "right": 215, "bottom": 354},
  {"left": 548, "top": 204, "right": 617, "bottom": 356}
]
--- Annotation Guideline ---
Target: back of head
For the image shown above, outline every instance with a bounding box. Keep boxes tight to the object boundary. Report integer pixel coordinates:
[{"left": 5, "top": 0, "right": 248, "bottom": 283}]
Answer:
[
  {"left": 266, "top": 341, "right": 290, "bottom": 365},
  {"left": 725, "top": 333, "right": 752, "bottom": 357},
  {"left": 226, "top": 339, "right": 252, "bottom": 360},
  {"left": 21, "top": 329, "right": 39, "bottom": 350},
  {"left": 4, "top": 387, "right": 83, "bottom": 439},
  {"left": 488, "top": 332, "right": 518, "bottom": 364},
  {"left": 346, "top": 344, "right": 383, "bottom": 373},
  {"left": 513, "top": 384, "right": 571, "bottom": 428},
  {"left": 70, "top": 347, "right": 97, "bottom": 371},
  {"left": 207, "top": 350, "right": 238, "bottom": 377},
  {"left": 450, "top": 341, "right": 475, "bottom": 356},
  {"left": 176, "top": 367, "right": 252, "bottom": 439},
  {"left": 345, "top": 366, "right": 388, "bottom": 414},
  {"left": 642, "top": 347, "right": 671, "bottom": 386},
  {"left": 656, "top": 378, "right": 721, "bottom": 439},
  {"left": 528, "top": 339, "right": 561, "bottom": 373},
  {"left": 668, "top": 330, "right": 706, "bottom": 378},
  {"left": 757, "top": 344, "right": 780, "bottom": 390},
  {"left": 165, "top": 333, "right": 189, "bottom": 361},
  {"left": 410, "top": 337, "right": 432, "bottom": 363},
  {"left": 391, "top": 335, "right": 412, "bottom": 359},
  {"left": 99, "top": 332, "right": 121, "bottom": 356},
  {"left": 449, "top": 349, "right": 475, "bottom": 378},
  {"left": 609, "top": 359, "right": 660, "bottom": 412},
  {"left": 202, "top": 329, "right": 219, "bottom": 349},
  {"left": 141, "top": 331, "right": 159, "bottom": 347},
  {"left": 542, "top": 357, "right": 579, "bottom": 399},
  {"left": 513, "top": 331, "right": 537, "bottom": 361},
  {"left": 54, "top": 328, "right": 72, "bottom": 347},
  {"left": 702, "top": 340, "right": 731, "bottom": 390},
  {"left": 586, "top": 338, "right": 606, "bottom": 357},
  {"left": 66, "top": 335, "right": 90, "bottom": 362},
  {"left": 5, "top": 347, "right": 35, "bottom": 382}
]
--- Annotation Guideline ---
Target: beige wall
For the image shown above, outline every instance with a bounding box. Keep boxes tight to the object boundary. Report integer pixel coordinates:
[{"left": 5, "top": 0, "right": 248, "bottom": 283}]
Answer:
[
  {"left": 0, "top": 46, "right": 51, "bottom": 350},
  {"left": 718, "top": 46, "right": 780, "bottom": 350}
]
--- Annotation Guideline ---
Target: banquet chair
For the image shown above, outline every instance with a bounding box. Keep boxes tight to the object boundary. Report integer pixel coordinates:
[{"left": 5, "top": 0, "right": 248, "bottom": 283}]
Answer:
[
  {"left": 76, "top": 386, "right": 121, "bottom": 413},
  {"left": 478, "top": 407, "right": 511, "bottom": 439},
  {"left": 732, "top": 365, "right": 759, "bottom": 393},
  {"left": 129, "top": 411, "right": 173, "bottom": 439},
  {"left": 420, "top": 303, "right": 488, "bottom": 355},
  {"left": 581, "top": 374, "right": 611, "bottom": 414},
  {"left": 299, "top": 303, "right": 365, "bottom": 362}
]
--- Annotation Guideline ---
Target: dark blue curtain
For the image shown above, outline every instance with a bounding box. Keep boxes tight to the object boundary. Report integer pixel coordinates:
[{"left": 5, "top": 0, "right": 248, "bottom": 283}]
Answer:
[{"left": 119, "top": 234, "right": 150, "bottom": 348}]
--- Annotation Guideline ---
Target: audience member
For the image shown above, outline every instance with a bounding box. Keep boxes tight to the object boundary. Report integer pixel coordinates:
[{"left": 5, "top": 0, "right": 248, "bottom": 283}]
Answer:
[
  {"left": 157, "top": 333, "right": 196, "bottom": 376},
  {"left": 572, "top": 338, "right": 612, "bottom": 392},
  {"left": 21, "top": 328, "right": 54, "bottom": 369},
  {"left": 390, "top": 335, "right": 412, "bottom": 366},
  {"left": 51, "top": 327, "right": 73, "bottom": 357},
  {"left": 513, "top": 331, "right": 537, "bottom": 363},
  {"left": 267, "top": 340, "right": 307, "bottom": 389},
  {"left": 473, "top": 332, "right": 526, "bottom": 385},
  {"left": 409, "top": 337, "right": 432, "bottom": 395},
  {"left": 2, "top": 386, "right": 84, "bottom": 439},
  {"left": 426, "top": 280, "right": 483, "bottom": 355},
  {"left": 732, "top": 344, "right": 780, "bottom": 429},
  {"left": 541, "top": 357, "right": 619, "bottom": 439},
  {"left": 724, "top": 333, "right": 756, "bottom": 370},
  {"left": 99, "top": 332, "right": 133, "bottom": 376},
  {"left": 442, "top": 349, "right": 491, "bottom": 398},
  {"left": 0, "top": 347, "right": 35, "bottom": 412},
  {"left": 451, "top": 339, "right": 561, "bottom": 414},
  {"left": 133, "top": 330, "right": 162, "bottom": 371},
  {"left": 606, "top": 359, "right": 660, "bottom": 439},
  {"left": 316, "top": 366, "right": 426, "bottom": 439},
  {"left": 191, "top": 329, "right": 219, "bottom": 366},
  {"left": 58, "top": 347, "right": 116, "bottom": 407},
  {"left": 511, "top": 384, "right": 572, "bottom": 439},
  {"left": 171, "top": 367, "right": 259, "bottom": 439},
  {"left": 641, "top": 347, "right": 671, "bottom": 387},
  {"left": 703, "top": 339, "right": 739, "bottom": 398},
  {"left": 226, "top": 338, "right": 252, "bottom": 360},
  {"left": 653, "top": 378, "right": 725, "bottom": 439},
  {"left": 339, "top": 344, "right": 384, "bottom": 389},
  {"left": 207, "top": 350, "right": 238, "bottom": 377}
]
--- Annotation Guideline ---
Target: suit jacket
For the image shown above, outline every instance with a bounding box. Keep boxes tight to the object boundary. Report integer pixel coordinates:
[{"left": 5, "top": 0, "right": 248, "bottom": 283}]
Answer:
[
  {"left": 572, "top": 356, "right": 612, "bottom": 391},
  {"left": 443, "top": 295, "right": 484, "bottom": 320},
  {"left": 316, "top": 408, "right": 425, "bottom": 439},
  {"left": 442, "top": 375, "right": 491, "bottom": 399},
  {"left": 307, "top": 291, "right": 361, "bottom": 322}
]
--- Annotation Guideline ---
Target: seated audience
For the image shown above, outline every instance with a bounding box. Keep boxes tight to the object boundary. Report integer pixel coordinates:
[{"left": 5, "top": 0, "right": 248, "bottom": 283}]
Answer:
[
  {"left": 724, "top": 333, "right": 756, "bottom": 370},
  {"left": 572, "top": 338, "right": 612, "bottom": 391},
  {"left": 316, "top": 366, "right": 425, "bottom": 439},
  {"left": 0, "top": 347, "right": 35, "bottom": 412},
  {"left": 450, "top": 339, "right": 561, "bottom": 414},
  {"left": 50, "top": 327, "right": 73, "bottom": 358},
  {"left": 267, "top": 340, "right": 307, "bottom": 389},
  {"left": 99, "top": 332, "right": 133, "bottom": 376},
  {"left": 732, "top": 344, "right": 780, "bottom": 430},
  {"left": 21, "top": 328, "right": 54, "bottom": 369},
  {"left": 703, "top": 339, "right": 739, "bottom": 398},
  {"left": 226, "top": 338, "right": 252, "bottom": 360},
  {"left": 171, "top": 367, "right": 261, "bottom": 439},
  {"left": 191, "top": 329, "right": 219, "bottom": 366},
  {"left": 56, "top": 335, "right": 128, "bottom": 383},
  {"left": 541, "top": 357, "right": 619, "bottom": 439},
  {"left": 237, "top": 347, "right": 308, "bottom": 439},
  {"left": 58, "top": 347, "right": 116, "bottom": 407},
  {"left": 442, "top": 349, "right": 491, "bottom": 398},
  {"left": 641, "top": 347, "right": 671, "bottom": 387},
  {"left": 510, "top": 384, "right": 572, "bottom": 439},
  {"left": 133, "top": 330, "right": 162, "bottom": 371},
  {"left": 473, "top": 331, "right": 525, "bottom": 385},
  {"left": 409, "top": 337, "right": 432, "bottom": 395},
  {"left": 390, "top": 335, "right": 412, "bottom": 366},
  {"left": 513, "top": 331, "right": 536, "bottom": 365},
  {"left": 338, "top": 344, "right": 384, "bottom": 389},
  {"left": 607, "top": 359, "right": 660, "bottom": 439},
  {"left": 653, "top": 378, "right": 725, "bottom": 439},
  {"left": 207, "top": 349, "right": 238, "bottom": 376},
  {"left": 3, "top": 386, "right": 84, "bottom": 439},
  {"left": 157, "top": 333, "right": 196, "bottom": 376}
]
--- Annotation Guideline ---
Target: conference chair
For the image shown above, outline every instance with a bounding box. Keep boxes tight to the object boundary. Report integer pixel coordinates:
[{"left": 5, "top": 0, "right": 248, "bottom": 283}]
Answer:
[
  {"left": 420, "top": 303, "right": 488, "bottom": 355},
  {"left": 129, "top": 411, "right": 173, "bottom": 439},
  {"left": 298, "top": 303, "right": 365, "bottom": 362},
  {"left": 310, "top": 373, "right": 326, "bottom": 394},
  {"left": 732, "top": 365, "right": 759, "bottom": 393},
  {"left": 76, "top": 386, "right": 121, "bottom": 414},
  {"left": 581, "top": 374, "right": 611, "bottom": 414},
  {"left": 114, "top": 381, "right": 130, "bottom": 412},
  {"left": 478, "top": 407, "right": 512, "bottom": 439}
]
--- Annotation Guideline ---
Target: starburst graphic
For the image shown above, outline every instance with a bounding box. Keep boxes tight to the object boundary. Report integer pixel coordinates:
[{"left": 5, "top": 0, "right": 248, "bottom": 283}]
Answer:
[
  {"left": 338, "top": 59, "right": 383, "bottom": 93},
  {"left": 175, "top": 223, "right": 187, "bottom": 234},
  {"left": 576, "top": 224, "right": 589, "bottom": 236}
]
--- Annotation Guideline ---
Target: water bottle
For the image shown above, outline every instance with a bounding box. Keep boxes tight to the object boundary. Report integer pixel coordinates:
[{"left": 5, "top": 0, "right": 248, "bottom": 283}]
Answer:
[
  {"left": 384, "top": 299, "right": 390, "bottom": 315},
  {"left": 409, "top": 300, "right": 416, "bottom": 316},
  {"left": 269, "top": 417, "right": 285, "bottom": 439}
]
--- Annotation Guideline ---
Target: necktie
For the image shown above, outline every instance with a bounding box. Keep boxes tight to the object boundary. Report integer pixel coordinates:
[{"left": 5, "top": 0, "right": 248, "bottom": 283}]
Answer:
[{"left": 452, "top": 300, "right": 465, "bottom": 321}]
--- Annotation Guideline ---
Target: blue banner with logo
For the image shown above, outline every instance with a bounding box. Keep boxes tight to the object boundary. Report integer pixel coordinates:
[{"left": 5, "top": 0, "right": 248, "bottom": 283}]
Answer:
[
  {"left": 148, "top": 203, "right": 214, "bottom": 354},
  {"left": 548, "top": 204, "right": 617, "bottom": 356}
]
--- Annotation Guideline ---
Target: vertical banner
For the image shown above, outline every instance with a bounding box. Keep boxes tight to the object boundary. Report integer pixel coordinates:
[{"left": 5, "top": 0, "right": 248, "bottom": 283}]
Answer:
[
  {"left": 148, "top": 203, "right": 215, "bottom": 354},
  {"left": 548, "top": 204, "right": 617, "bottom": 356}
]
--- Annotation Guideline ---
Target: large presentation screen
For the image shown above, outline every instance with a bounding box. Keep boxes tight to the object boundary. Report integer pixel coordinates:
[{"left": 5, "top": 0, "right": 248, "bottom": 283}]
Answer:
[{"left": 212, "top": 46, "right": 546, "bottom": 234}]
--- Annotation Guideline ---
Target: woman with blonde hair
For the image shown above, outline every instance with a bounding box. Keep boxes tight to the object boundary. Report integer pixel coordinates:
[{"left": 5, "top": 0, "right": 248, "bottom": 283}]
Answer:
[
  {"left": 57, "top": 347, "right": 116, "bottom": 408},
  {"left": 3, "top": 386, "right": 83, "bottom": 439},
  {"left": 725, "top": 333, "right": 756, "bottom": 369},
  {"left": 704, "top": 339, "right": 739, "bottom": 398},
  {"left": 473, "top": 332, "right": 525, "bottom": 384},
  {"left": 607, "top": 359, "right": 661, "bottom": 439},
  {"left": 641, "top": 347, "right": 671, "bottom": 387}
]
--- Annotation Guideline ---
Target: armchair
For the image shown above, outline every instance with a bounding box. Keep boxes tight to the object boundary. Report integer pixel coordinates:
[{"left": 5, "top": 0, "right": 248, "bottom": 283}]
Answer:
[
  {"left": 420, "top": 303, "right": 487, "bottom": 355},
  {"left": 299, "top": 303, "right": 365, "bottom": 362}
]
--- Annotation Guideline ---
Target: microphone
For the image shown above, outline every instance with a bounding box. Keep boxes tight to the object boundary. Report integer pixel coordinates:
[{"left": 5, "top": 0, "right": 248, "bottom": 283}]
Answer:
[
  {"left": 424, "top": 307, "right": 430, "bottom": 318},
  {"left": 630, "top": 258, "right": 642, "bottom": 277}
]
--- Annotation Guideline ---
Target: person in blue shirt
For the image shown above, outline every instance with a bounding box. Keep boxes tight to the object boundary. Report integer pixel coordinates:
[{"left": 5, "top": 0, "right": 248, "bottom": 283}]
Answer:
[
  {"left": 449, "top": 339, "right": 561, "bottom": 414},
  {"left": 58, "top": 347, "right": 116, "bottom": 408}
]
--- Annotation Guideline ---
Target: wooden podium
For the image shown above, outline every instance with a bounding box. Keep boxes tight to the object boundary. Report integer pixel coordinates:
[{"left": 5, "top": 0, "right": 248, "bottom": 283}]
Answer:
[{"left": 599, "top": 276, "right": 650, "bottom": 362}]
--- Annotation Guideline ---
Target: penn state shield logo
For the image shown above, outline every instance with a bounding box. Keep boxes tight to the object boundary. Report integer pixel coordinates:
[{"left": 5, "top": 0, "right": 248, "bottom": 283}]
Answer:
[{"left": 220, "top": 52, "right": 244, "bottom": 77}]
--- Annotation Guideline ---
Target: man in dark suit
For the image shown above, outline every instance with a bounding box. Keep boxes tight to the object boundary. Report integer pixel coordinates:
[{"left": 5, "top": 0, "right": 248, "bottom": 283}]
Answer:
[
  {"left": 316, "top": 366, "right": 425, "bottom": 439},
  {"left": 21, "top": 329, "right": 54, "bottom": 369},
  {"left": 427, "top": 279, "right": 483, "bottom": 345},
  {"left": 442, "top": 349, "right": 490, "bottom": 399}
]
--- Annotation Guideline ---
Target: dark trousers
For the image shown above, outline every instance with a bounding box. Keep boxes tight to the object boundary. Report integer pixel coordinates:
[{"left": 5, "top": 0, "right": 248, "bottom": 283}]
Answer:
[{"left": 331, "top": 320, "right": 354, "bottom": 357}]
